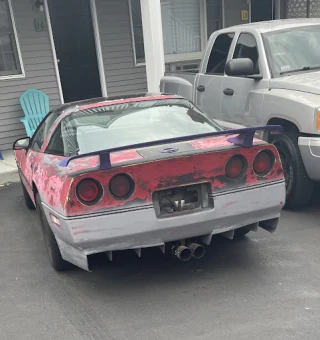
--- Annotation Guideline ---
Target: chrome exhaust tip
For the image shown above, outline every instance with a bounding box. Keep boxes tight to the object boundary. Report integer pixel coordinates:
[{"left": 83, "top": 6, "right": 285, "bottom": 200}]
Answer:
[
  {"left": 173, "top": 245, "right": 192, "bottom": 262},
  {"left": 188, "top": 242, "right": 206, "bottom": 259}
]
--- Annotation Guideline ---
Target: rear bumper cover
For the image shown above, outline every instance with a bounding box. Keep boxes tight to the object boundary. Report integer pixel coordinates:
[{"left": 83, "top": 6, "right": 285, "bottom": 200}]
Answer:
[
  {"left": 42, "top": 181, "right": 285, "bottom": 271},
  {"left": 299, "top": 136, "right": 320, "bottom": 181}
]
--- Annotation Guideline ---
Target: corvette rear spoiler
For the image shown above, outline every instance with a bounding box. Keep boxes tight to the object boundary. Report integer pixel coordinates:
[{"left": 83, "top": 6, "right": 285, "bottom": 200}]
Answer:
[{"left": 59, "top": 125, "right": 282, "bottom": 170}]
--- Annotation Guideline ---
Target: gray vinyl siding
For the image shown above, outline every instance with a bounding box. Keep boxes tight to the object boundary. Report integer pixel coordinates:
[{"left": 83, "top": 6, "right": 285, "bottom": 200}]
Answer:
[
  {"left": 96, "top": 0, "right": 148, "bottom": 96},
  {"left": 0, "top": 0, "right": 60, "bottom": 151}
]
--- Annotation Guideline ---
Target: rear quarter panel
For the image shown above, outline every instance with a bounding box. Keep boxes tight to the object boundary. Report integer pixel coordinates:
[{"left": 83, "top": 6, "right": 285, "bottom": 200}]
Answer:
[{"left": 29, "top": 154, "right": 72, "bottom": 211}]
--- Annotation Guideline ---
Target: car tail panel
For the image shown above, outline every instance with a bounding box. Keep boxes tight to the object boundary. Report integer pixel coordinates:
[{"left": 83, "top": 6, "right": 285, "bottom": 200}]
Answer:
[{"left": 64, "top": 143, "right": 284, "bottom": 217}]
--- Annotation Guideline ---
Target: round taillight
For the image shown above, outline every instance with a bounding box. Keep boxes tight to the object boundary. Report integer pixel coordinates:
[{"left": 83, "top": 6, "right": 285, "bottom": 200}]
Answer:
[
  {"left": 76, "top": 179, "right": 101, "bottom": 204},
  {"left": 109, "top": 174, "right": 134, "bottom": 199},
  {"left": 226, "top": 155, "right": 246, "bottom": 179},
  {"left": 253, "top": 151, "right": 274, "bottom": 175}
]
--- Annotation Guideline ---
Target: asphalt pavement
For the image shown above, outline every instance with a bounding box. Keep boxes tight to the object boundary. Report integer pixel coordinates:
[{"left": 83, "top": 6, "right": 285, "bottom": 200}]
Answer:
[{"left": 0, "top": 183, "right": 320, "bottom": 340}]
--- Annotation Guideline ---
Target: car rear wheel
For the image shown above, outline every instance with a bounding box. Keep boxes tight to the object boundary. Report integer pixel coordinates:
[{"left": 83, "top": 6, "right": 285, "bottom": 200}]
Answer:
[
  {"left": 272, "top": 132, "right": 314, "bottom": 209},
  {"left": 36, "top": 194, "right": 71, "bottom": 271},
  {"left": 19, "top": 175, "right": 35, "bottom": 210}
]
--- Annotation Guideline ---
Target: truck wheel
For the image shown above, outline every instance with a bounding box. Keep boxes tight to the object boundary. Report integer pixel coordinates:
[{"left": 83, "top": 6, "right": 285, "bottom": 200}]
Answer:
[
  {"left": 36, "top": 194, "right": 71, "bottom": 271},
  {"left": 19, "top": 175, "right": 35, "bottom": 210},
  {"left": 272, "top": 132, "right": 314, "bottom": 208}
]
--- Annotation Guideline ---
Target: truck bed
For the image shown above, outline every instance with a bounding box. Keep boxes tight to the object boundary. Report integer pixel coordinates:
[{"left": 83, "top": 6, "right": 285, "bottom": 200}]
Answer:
[{"left": 160, "top": 71, "right": 197, "bottom": 101}]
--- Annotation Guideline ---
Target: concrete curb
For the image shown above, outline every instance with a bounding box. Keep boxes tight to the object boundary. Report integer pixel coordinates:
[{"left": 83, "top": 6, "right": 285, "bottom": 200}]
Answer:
[
  {"left": 0, "top": 170, "right": 20, "bottom": 186},
  {"left": 0, "top": 150, "right": 19, "bottom": 185}
]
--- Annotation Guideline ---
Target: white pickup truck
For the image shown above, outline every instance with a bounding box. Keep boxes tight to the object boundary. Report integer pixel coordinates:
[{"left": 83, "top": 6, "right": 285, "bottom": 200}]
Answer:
[{"left": 160, "top": 18, "right": 320, "bottom": 208}]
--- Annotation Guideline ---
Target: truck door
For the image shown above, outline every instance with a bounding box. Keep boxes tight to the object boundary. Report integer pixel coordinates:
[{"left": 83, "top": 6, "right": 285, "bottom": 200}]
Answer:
[
  {"left": 195, "top": 32, "right": 235, "bottom": 122},
  {"left": 220, "top": 32, "right": 268, "bottom": 128}
]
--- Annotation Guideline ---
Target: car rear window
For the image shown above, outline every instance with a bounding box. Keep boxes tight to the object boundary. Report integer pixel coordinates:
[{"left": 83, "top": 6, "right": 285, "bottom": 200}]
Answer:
[{"left": 46, "top": 98, "right": 222, "bottom": 156}]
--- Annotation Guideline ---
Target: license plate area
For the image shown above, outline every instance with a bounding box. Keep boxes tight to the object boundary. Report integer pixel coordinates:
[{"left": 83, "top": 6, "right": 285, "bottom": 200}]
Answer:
[{"left": 153, "top": 183, "right": 213, "bottom": 218}]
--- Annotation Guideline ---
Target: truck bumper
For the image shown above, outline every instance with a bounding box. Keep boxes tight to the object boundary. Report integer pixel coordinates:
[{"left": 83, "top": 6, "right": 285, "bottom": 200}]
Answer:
[
  {"left": 298, "top": 136, "right": 320, "bottom": 181},
  {"left": 42, "top": 181, "right": 285, "bottom": 271}
]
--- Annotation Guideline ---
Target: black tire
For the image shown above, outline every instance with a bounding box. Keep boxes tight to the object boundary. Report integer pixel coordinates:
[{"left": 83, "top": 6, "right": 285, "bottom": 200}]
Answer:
[
  {"left": 19, "top": 175, "right": 35, "bottom": 210},
  {"left": 36, "top": 194, "right": 71, "bottom": 271},
  {"left": 272, "top": 132, "right": 314, "bottom": 209},
  {"left": 234, "top": 227, "right": 250, "bottom": 238}
]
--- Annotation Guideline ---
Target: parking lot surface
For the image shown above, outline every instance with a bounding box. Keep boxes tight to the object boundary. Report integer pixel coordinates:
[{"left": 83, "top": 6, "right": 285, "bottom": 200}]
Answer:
[{"left": 0, "top": 183, "right": 319, "bottom": 340}]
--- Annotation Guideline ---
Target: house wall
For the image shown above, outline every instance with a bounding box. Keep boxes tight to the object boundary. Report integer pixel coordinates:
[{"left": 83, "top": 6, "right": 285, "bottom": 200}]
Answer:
[
  {"left": 0, "top": 0, "right": 283, "bottom": 151},
  {"left": 0, "top": 0, "right": 60, "bottom": 151},
  {"left": 95, "top": 0, "right": 148, "bottom": 96}
]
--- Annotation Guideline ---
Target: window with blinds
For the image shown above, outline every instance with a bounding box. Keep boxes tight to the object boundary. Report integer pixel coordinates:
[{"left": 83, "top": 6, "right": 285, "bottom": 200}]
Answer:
[
  {"left": 130, "top": 0, "right": 204, "bottom": 64},
  {"left": 0, "top": 0, "right": 22, "bottom": 77}
]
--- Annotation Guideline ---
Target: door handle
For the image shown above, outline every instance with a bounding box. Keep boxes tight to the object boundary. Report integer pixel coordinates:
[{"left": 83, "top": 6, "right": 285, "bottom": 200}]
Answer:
[
  {"left": 197, "top": 85, "right": 205, "bottom": 92},
  {"left": 223, "top": 88, "right": 234, "bottom": 96}
]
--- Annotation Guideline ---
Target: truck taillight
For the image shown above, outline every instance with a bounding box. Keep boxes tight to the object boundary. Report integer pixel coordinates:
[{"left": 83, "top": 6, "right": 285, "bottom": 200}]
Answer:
[
  {"left": 109, "top": 174, "right": 134, "bottom": 199},
  {"left": 76, "top": 178, "right": 102, "bottom": 205},
  {"left": 316, "top": 112, "right": 320, "bottom": 131},
  {"left": 253, "top": 150, "right": 274, "bottom": 175},
  {"left": 225, "top": 155, "right": 246, "bottom": 179}
]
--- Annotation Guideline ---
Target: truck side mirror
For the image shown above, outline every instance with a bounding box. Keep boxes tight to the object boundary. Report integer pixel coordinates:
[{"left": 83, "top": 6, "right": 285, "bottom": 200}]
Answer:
[{"left": 225, "top": 58, "right": 254, "bottom": 77}]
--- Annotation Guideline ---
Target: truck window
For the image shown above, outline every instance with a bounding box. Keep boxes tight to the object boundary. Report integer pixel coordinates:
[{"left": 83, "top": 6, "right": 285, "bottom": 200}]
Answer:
[
  {"left": 206, "top": 33, "right": 234, "bottom": 75},
  {"left": 233, "top": 33, "right": 260, "bottom": 74}
]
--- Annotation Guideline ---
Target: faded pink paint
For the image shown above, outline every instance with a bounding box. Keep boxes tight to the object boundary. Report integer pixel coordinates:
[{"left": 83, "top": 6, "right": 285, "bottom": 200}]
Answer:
[
  {"left": 63, "top": 151, "right": 143, "bottom": 175},
  {"left": 111, "top": 150, "right": 143, "bottom": 164},
  {"left": 15, "top": 137, "right": 284, "bottom": 218},
  {"left": 63, "top": 143, "right": 284, "bottom": 217},
  {"left": 190, "top": 136, "right": 263, "bottom": 150}
]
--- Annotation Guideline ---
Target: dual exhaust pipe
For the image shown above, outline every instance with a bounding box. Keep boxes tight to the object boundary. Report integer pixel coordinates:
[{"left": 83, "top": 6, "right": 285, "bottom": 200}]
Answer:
[{"left": 173, "top": 242, "right": 205, "bottom": 262}]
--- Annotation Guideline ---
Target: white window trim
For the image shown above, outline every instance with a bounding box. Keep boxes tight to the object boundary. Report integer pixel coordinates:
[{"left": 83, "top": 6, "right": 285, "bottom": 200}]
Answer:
[
  {"left": 44, "top": 0, "right": 64, "bottom": 103},
  {"left": 129, "top": 0, "right": 207, "bottom": 67},
  {"left": 89, "top": 0, "right": 108, "bottom": 97},
  {"left": 0, "top": 0, "right": 25, "bottom": 80}
]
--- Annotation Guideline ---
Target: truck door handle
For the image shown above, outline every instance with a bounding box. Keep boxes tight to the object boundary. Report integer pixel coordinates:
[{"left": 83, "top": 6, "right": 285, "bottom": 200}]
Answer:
[
  {"left": 197, "top": 85, "right": 205, "bottom": 92},
  {"left": 223, "top": 88, "right": 234, "bottom": 96}
]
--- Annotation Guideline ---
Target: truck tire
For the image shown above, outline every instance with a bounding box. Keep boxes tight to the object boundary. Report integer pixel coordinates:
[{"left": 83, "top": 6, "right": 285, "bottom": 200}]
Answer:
[
  {"left": 36, "top": 194, "right": 71, "bottom": 271},
  {"left": 272, "top": 132, "right": 314, "bottom": 208},
  {"left": 19, "top": 175, "right": 35, "bottom": 210}
]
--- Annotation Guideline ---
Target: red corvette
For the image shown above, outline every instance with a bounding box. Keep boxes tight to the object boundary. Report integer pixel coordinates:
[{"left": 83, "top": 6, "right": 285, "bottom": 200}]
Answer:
[{"left": 14, "top": 93, "right": 285, "bottom": 271}]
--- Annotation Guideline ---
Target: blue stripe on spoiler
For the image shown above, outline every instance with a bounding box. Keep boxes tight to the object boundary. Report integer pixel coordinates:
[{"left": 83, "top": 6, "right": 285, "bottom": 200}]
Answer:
[{"left": 59, "top": 125, "right": 283, "bottom": 170}]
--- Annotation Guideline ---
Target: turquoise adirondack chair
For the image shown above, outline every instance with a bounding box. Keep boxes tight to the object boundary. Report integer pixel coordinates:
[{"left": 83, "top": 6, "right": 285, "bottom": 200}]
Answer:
[{"left": 19, "top": 89, "right": 50, "bottom": 137}]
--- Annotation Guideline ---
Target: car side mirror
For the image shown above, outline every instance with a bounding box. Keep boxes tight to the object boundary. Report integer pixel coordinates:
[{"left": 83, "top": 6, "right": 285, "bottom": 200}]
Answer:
[
  {"left": 225, "top": 58, "right": 254, "bottom": 77},
  {"left": 13, "top": 137, "right": 30, "bottom": 151}
]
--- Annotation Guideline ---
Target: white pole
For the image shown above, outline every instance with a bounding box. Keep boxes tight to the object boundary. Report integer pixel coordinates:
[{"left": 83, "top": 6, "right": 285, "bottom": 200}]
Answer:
[
  {"left": 274, "top": 0, "right": 281, "bottom": 19},
  {"left": 140, "top": 0, "right": 165, "bottom": 92},
  {"left": 90, "top": 0, "right": 108, "bottom": 97},
  {"left": 44, "top": 0, "right": 65, "bottom": 104}
]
